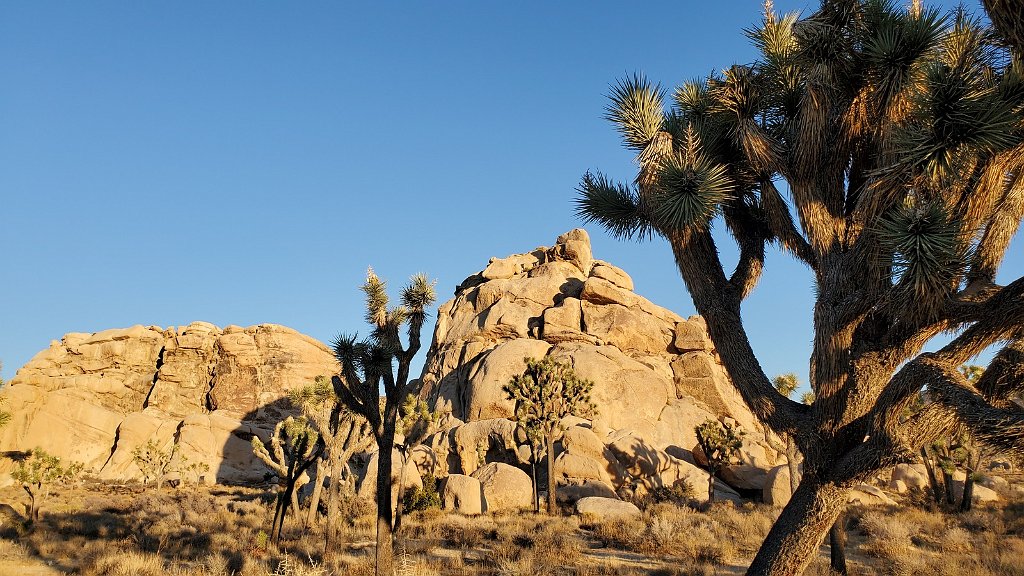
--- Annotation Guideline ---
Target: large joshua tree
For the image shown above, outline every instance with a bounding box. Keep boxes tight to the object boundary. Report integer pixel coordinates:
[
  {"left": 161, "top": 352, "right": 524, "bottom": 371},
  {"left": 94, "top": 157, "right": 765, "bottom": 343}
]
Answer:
[
  {"left": 331, "top": 269, "right": 436, "bottom": 576},
  {"left": 577, "top": 2, "right": 1024, "bottom": 574}
]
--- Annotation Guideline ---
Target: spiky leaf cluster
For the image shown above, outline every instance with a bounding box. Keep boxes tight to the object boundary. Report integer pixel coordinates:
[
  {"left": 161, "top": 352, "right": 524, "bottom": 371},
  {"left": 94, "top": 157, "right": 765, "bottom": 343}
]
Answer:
[
  {"left": 695, "top": 419, "right": 745, "bottom": 471},
  {"left": 773, "top": 373, "right": 800, "bottom": 398},
  {"left": 503, "top": 356, "right": 597, "bottom": 454},
  {"left": 331, "top": 268, "right": 437, "bottom": 436},
  {"left": 251, "top": 416, "right": 320, "bottom": 478},
  {"left": 12, "top": 448, "right": 83, "bottom": 486}
]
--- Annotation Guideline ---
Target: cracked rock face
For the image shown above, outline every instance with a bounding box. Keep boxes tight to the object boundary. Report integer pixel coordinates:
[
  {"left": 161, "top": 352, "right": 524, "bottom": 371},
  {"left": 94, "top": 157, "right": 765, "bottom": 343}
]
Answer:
[
  {"left": 0, "top": 323, "right": 338, "bottom": 483},
  {"left": 420, "top": 229, "right": 779, "bottom": 500}
]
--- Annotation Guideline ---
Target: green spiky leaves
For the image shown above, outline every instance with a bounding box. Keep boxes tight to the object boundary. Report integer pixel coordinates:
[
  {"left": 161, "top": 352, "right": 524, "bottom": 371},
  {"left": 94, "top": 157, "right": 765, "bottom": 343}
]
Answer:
[
  {"left": 575, "top": 171, "right": 650, "bottom": 240},
  {"left": 606, "top": 74, "right": 665, "bottom": 151},
  {"left": 652, "top": 128, "right": 735, "bottom": 230},
  {"left": 876, "top": 199, "right": 970, "bottom": 302},
  {"left": 401, "top": 274, "right": 437, "bottom": 314}
]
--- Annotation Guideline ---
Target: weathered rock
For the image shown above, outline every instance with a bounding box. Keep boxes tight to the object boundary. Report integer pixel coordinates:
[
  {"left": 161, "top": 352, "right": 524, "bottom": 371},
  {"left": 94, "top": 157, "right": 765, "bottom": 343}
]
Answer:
[
  {"left": 471, "top": 462, "right": 533, "bottom": 512},
  {"left": 848, "top": 484, "right": 896, "bottom": 506},
  {"left": 441, "top": 474, "right": 484, "bottom": 515},
  {"left": 557, "top": 480, "right": 618, "bottom": 503},
  {"left": 575, "top": 497, "right": 640, "bottom": 520},
  {"left": 763, "top": 465, "right": 793, "bottom": 507},
  {"left": 0, "top": 322, "right": 339, "bottom": 483},
  {"left": 418, "top": 230, "right": 775, "bottom": 499},
  {"left": 721, "top": 465, "right": 769, "bottom": 491},
  {"left": 449, "top": 419, "right": 524, "bottom": 476},
  {"left": 555, "top": 452, "right": 613, "bottom": 485},
  {"left": 890, "top": 463, "right": 929, "bottom": 492}
]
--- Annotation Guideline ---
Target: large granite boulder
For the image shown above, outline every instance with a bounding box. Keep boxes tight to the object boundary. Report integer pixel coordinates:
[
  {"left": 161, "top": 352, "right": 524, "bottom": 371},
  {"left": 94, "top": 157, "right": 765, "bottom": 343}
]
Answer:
[
  {"left": 471, "top": 462, "right": 533, "bottom": 512},
  {"left": 418, "top": 230, "right": 780, "bottom": 502},
  {"left": 0, "top": 322, "right": 339, "bottom": 483}
]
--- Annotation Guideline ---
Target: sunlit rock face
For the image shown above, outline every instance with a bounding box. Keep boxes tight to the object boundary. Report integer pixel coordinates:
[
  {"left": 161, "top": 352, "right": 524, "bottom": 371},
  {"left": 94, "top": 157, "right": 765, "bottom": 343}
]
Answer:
[
  {"left": 0, "top": 322, "right": 338, "bottom": 484},
  {"left": 419, "top": 229, "right": 781, "bottom": 502}
]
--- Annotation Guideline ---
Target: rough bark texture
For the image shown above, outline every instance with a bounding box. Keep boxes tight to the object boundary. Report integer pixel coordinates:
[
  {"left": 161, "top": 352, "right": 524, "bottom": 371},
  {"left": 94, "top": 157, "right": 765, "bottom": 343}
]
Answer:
[
  {"left": 546, "top": 431, "right": 557, "bottom": 515},
  {"left": 747, "top": 480, "right": 851, "bottom": 576},
  {"left": 374, "top": 423, "right": 396, "bottom": 576},
  {"left": 829, "top": 513, "right": 848, "bottom": 576}
]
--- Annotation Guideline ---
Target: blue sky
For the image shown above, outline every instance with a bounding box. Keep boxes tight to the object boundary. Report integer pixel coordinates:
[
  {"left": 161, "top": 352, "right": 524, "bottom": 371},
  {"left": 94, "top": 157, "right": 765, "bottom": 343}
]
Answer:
[{"left": 2, "top": 1, "right": 1016, "bottom": 394}]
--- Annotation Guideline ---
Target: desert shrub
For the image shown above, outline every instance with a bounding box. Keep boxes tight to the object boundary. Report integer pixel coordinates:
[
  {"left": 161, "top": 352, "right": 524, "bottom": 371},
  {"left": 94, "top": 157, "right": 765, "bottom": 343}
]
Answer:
[{"left": 403, "top": 473, "right": 441, "bottom": 513}]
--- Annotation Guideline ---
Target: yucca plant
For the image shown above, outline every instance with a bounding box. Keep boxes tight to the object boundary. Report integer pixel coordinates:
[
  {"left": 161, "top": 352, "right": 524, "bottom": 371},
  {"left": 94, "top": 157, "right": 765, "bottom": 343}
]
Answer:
[
  {"left": 251, "top": 416, "right": 322, "bottom": 546},
  {"left": 578, "top": 2, "right": 1024, "bottom": 575},
  {"left": 330, "top": 268, "right": 436, "bottom": 576}
]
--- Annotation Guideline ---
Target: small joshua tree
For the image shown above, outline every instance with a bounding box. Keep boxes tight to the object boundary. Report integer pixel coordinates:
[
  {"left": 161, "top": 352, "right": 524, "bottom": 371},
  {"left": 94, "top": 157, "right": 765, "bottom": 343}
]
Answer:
[
  {"left": 695, "top": 419, "right": 744, "bottom": 504},
  {"left": 289, "top": 375, "right": 375, "bottom": 547},
  {"left": 252, "top": 416, "right": 323, "bottom": 546},
  {"left": 331, "top": 268, "right": 436, "bottom": 576},
  {"left": 11, "top": 448, "right": 83, "bottom": 522},
  {"left": 132, "top": 438, "right": 178, "bottom": 489},
  {"left": 503, "top": 355, "right": 596, "bottom": 514}
]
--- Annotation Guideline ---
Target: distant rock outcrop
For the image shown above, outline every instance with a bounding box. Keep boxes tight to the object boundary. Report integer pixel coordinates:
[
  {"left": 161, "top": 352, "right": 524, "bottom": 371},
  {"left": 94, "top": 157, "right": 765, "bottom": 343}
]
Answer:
[
  {"left": 0, "top": 322, "right": 337, "bottom": 483},
  {"left": 419, "top": 229, "right": 780, "bottom": 502}
]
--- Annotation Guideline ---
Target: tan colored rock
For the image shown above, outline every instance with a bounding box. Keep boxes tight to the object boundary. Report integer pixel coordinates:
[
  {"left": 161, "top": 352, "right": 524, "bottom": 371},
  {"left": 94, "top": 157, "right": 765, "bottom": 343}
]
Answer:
[
  {"left": 552, "top": 229, "right": 593, "bottom": 275},
  {"left": 450, "top": 419, "right": 524, "bottom": 475},
  {"left": 890, "top": 463, "right": 928, "bottom": 491},
  {"left": 0, "top": 322, "right": 338, "bottom": 483},
  {"left": 581, "top": 301, "right": 675, "bottom": 356},
  {"left": 471, "top": 462, "right": 533, "bottom": 512},
  {"left": 441, "top": 474, "right": 484, "bottom": 515},
  {"left": 589, "top": 262, "right": 633, "bottom": 291},
  {"left": 721, "top": 465, "right": 769, "bottom": 491},
  {"left": 890, "top": 479, "right": 908, "bottom": 494},
  {"left": 557, "top": 480, "right": 618, "bottom": 503},
  {"left": 463, "top": 339, "right": 551, "bottom": 421},
  {"left": 763, "top": 465, "right": 792, "bottom": 507},
  {"left": 580, "top": 278, "right": 635, "bottom": 307},
  {"left": 673, "top": 319, "right": 713, "bottom": 352},
  {"left": 555, "top": 452, "right": 613, "bottom": 485},
  {"left": 576, "top": 496, "right": 640, "bottom": 520},
  {"left": 848, "top": 484, "right": 896, "bottom": 506}
]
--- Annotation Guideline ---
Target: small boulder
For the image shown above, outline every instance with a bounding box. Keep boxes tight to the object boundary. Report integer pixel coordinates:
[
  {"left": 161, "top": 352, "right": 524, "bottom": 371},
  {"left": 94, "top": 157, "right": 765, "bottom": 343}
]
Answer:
[
  {"left": 557, "top": 481, "right": 618, "bottom": 503},
  {"left": 441, "top": 474, "right": 483, "bottom": 515},
  {"left": 575, "top": 496, "right": 640, "bottom": 520},
  {"left": 471, "top": 462, "right": 533, "bottom": 512},
  {"left": 848, "top": 484, "right": 896, "bottom": 506},
  {"left": 720, "top": 465, "right": 769, "bottom": 491},
  {"left": 890, "top": 463, "right": 928, "bottom": 491},
  {"left": 763, "top": 465, "right": 793, "bottom": 507}
]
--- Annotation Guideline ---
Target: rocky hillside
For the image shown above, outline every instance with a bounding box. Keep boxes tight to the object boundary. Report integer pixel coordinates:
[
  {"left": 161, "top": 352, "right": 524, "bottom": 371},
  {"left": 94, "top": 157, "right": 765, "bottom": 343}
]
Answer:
[
  {"left": 418, "top": 229, "right": 781, "bottom": 503},
  {"left": 0, "top": 322, "right": 337, "bottom": 483}
]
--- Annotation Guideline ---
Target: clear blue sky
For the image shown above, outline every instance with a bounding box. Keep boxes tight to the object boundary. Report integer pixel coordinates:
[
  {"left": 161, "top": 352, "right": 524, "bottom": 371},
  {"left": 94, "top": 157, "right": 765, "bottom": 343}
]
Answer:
[{"left": 2, "top": 1, "right": 1015, "bottom": 394}]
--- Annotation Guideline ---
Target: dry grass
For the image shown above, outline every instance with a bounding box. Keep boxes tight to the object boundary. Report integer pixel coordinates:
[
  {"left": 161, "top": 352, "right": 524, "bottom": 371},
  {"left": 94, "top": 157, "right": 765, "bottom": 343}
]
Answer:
[{"left": 0, "top": 481, "right": 1022, "bottom": 575}]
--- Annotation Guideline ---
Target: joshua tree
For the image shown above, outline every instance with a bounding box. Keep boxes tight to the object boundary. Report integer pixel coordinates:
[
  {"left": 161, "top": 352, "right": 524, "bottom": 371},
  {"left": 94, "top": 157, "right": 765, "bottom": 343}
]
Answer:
[
  {"left": 132, "top": 438, "right": 178, "bottom": 489},
  {"left": 503, "top": 355, "right": 596, "bottom": 514},
  {"left": 695, "top": 419, "right": 744, "bottom": 504},
  {"left": 251, "top": 416, "right": 323, "bottom": 546},
  {"left": 331, "top": 269, "right": 436, "bottom": 575},
  {"left": 577, "top": 2, "right": 1024, "bottom": 573},
  {"left": 290, "top": 375, "right": 375, "bottom": 539},
  {"left": 11, "top": 448, "right": 83, "bottom": 522}
]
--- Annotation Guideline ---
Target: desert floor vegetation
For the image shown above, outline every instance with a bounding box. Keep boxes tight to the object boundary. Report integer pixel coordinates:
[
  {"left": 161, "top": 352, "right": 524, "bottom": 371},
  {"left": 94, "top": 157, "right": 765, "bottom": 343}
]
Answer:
[{"left": 0, "top": 480, "right": 1022, "bottom": 575}]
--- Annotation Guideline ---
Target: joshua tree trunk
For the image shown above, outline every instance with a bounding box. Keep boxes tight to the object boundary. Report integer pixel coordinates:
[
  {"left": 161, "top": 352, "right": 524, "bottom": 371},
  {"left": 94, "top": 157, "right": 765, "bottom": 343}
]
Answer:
[
  {"left": 943, "top": 470, "right": 956, "bottom": 506},
  {"left": 393, "top": 449, "right": 408, "bottom": 536},
  {"left": 829, "top": 512, "right": 848, "bottom": 576},
  {"left": 706, "top": 466, "right": 716, "bottom": 504},
  {"left": 305, "top": 456, "right": 326, "bottom": 528},
  {"left": 374, "top": 425, "right": 396, "bottom": 576},
  {"left": 324, "top": 451, "right": 345, "bottom": 554},
  {"left": 546, "top": 430, "right": 557, "bottom": 514},
  {"left": 531, "top": 457, "right": 539, "bottom": 513},
  {"left": 921, "top": 448, "right": 945, "bottom": 505},
  {"left": 746, "top": 478, "right": 851, "bottom": 576},
  {"left": 23, "top": 484, "right": 40, "bottom": 523}
]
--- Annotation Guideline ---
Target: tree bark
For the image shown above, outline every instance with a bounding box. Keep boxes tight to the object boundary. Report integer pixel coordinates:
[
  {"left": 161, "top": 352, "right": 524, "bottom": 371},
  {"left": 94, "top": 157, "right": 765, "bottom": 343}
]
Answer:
[
  {"left": 961, "top": 473, "right": 976, "bottom": 512},
  {"left": 546, "top": 431, "right": 557, "bottom": 514},
  {"left": 393, "top": 449, "right": 408, "bottom": 536},
  {"left": 707, "top": 466, "right": 716, "bottom": 505},
  {"left": 305, "top": 456, "right": 326, "bottom": 529},
  {"left": 921, "top": 447, "right": 945, "bottom": 505},
  {"left": 375, "top": 427, "right": 396, "bottom": 576},
  {"left": 943, "top": 470, "right": 956, "bottom": 506},
  {"left": 324, "top": 451, "right": 344, "bottom": 554},
  {"left": 746, "top": 478, "right": 851, "bottom": 576},
  {"left": 829, "top": 512, "right": 848, "bottom": 576},
  {"left": 531, "top": 458, "right": 539, "bottom": 513}
]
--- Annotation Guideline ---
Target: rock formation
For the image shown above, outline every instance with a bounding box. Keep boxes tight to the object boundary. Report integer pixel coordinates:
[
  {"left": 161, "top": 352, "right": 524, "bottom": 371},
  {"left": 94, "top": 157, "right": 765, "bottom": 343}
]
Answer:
[
  {"left": 419, "top": 229, "right": 780, "bottom": 503},
  {"left": 0, "top": 322, "right": 338, "bottom": 483}
]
